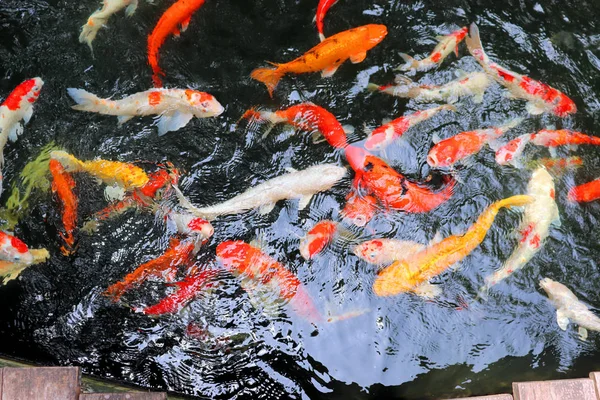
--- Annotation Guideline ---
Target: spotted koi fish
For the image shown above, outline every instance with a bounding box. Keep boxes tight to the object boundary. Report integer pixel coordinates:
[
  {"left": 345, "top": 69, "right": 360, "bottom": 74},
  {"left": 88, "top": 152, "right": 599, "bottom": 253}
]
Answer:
[
  {"left": 315, "top": 0, "right": 339, "bottom": 41},
  {"left": 251, "top": 24, "right": 387, "bottom": 97},
  {"left": 340, "top": 191, "right": 378, "bottom": 226},
  {"left": 354, "top": 238, "right": 425, "bottom": 265},
  {"left": 0, "top": 231, "right": 49, "bottom": 283},
  {"left": 299, "top": 220, "right": 338, "bottom": 260},
  {"left": 466, "top": 23, "right": 576, "bottom": 117},
  {"left": 527, "top": 156, "right": 582, "bottom": 172},
  {"left": 49, "top": 159, "right": 78, "bottom": 255},
  {"left": 398, "top": 27, "right": 468, "bottom": 72},
  {"left": 67, "top": 87, "right": 223, "bottom": 136}
]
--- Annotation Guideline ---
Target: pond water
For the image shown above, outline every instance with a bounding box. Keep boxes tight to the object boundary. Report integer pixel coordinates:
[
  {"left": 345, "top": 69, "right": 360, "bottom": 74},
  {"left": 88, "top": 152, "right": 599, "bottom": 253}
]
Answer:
[{"left": 1, "top": 0, "right": 600, "bottom": 398}]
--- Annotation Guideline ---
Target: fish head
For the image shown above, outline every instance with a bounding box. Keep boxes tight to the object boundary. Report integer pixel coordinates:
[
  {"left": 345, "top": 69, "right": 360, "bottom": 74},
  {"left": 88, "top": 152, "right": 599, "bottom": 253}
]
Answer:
[
  {"left": 553, "top": 94, "right": 577, "bottom": 117},
  {"left": 353, "top": 239, "right": 386, "bottom": 264},
  {"left": 365, "top": 24, "right": 388, "bottom": 46},
  {"left": 345, "top": 145, "right": 369, "bottom": 172},
  {"left": 187, "top": 217, "right": 214, "bottom": 241},
  {"left": 342, "top": 193, "right": 377, "bottom": 226},
  {"left": 24, "top": 77, "right": 44, "bottom": 103},
  {"left": 185, "top": 90, "right": 224, "bottom": 117},
  {"left": 0, "top": 235, "right": 33, "bottom": 265},
  {"left": 495, "top": 136, "right": 528, "bottom": 165},
  {"left": 539, "top": 277, "right": 561, "bottom": 297}
]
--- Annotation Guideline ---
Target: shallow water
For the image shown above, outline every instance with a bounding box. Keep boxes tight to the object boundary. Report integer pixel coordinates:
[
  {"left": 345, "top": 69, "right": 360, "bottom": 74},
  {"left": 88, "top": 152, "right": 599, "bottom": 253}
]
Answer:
[{"left": 1, "top": 0, "right": 600, "bottom": 398}]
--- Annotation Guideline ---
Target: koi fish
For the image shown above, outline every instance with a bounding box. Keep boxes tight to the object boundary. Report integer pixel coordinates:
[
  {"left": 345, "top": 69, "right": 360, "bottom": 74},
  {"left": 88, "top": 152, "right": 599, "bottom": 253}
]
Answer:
[
  {"left": 398, "top": 27, "right": 468, "bottom": 72},
  {"left": 480, "top": 168, "right": 559, "bottom": 296},
  {"left": 50, "top": 151, "right": 149, "bottom": 191},
  {"left": 495, "top": 130, "right": 600, "bottom": 166},
  {"left": 368, "top": 72, "right": 490, "bottom": 104},
  {"left": 568, "top": 178, "right": 600, "bottom": 203},
  {"left": 354, "top": 238, "right": 425, "bottom": 265},
  {"left": 174, "top": 164, "right": 346, "bottom": 220},
  {"left": 0, "top": 78, "right": 43, "bottom": 166},
  {"left": 540, "top": 277, "right": 600, "bottom": 340},
  {"left": 427, "top": 117, "right": 523, "bottom": 168},
  {"left": 373, "top": 195, "right": 533, "bottom": 297},
  {"left": 299, "top": 220, "right": 337, "bottom": 260},
  {"left": 67, "top": 88, "right": 223, "bottom": 136},
  {"left": 466, "top": 23, "right": 576, "bottom": 117},
  {"left": 0, "top": 231, "right": 49, "bottom": 282},
  {"left": 340, "top": 191, "right": 378, "bottom": 226},
  {"left": 49, "top": 159, "right": 78, "bottom": 255},
  {"left": 315, "top": 0, "right": 338, "bottom": 41},
  {"left": 242, "top": 103, "right": 348, "bottom": 148},
  {"left": 365, "top": 105, "right": 456, "bottom": 152},
  {"left": 104, "top": 237, "right": 197, "bottom": 302},
  {"left": 251, "top": 24, "right": 387, "bottom": 97},
  {"left": 148, "top": 0, "right": 206, "bottom": 87},
  {"left": 345, "top": 145, "right": 456, "bottom": 213},
  {"left": 527, "top": 156, "right": 582, "bottom": 171}
]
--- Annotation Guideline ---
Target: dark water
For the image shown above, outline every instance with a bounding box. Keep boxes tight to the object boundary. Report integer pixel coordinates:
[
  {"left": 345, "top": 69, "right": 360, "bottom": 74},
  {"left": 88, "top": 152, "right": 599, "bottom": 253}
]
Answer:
[{"left": 1, "top": 0, "right": 600, "bottom": 398}]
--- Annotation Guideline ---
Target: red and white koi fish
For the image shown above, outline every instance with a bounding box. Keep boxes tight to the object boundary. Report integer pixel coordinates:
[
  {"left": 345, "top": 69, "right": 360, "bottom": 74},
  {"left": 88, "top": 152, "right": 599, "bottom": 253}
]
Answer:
[
  {"left": 148, "top": 0, "right": 206, "bottom": 87},
  {"left": 67, "top": 87, "right": 223, "bottom": 136},
  {"left": 167, "top": 213, "right": 214, "bottom": 243},
  {"left": 398, "top": 27, "right": 468, "bottom": 72},
  {"left": 427, "top": 117, "right": 523, "bottom": 168},
  {"left": 341, "top": 191, "right": 378, "bottom": 226},
  {"left": 0, "top": 231, "right": 49, "bottom": 282},
  {"left": 480, "top": 167, "right": 558, "bottom": 297},
  {"left": 0, "top": 78, "right": 44, "bottom": 166},
  {"left": 568, "top": 178, "right": 600, "bottom": 203},
  {"left": 466, "top": 23, "right": 576, "bottom": 117},
  {"left": 495, "top": 129, "right": 600, "bottom": 166},
  {"left": 315, "top": 0, "right": 338, "bottom": 41},
  {"left": 242, "top": 103, "right": 348, "bottom": 148},
  {"left": 49, "top": 159, "right": 78, "bottom": 255},
  {"left": 345, "top": 145, "right": 456, "bottom": 213},
  {"left": 354, "top": 238, "right": 425, "bottom": 265},
  {"left": 368, "top": 72, "right": 490, "bottom": 104},
  {"left": 365, "top": 105, "right": 456, "bottom": 152},
  {"left": 299, "top": 220, "right": 337, "bottom": 260}
]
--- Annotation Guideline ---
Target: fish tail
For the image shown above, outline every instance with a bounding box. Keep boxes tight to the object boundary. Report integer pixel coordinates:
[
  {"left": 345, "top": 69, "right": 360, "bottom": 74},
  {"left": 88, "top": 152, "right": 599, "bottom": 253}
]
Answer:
[
  {"left": 318, "top": 32, "right": 326, "bottom": 42},
  {"left": 250, "top": 66, "right": 284, "bottom": 98},
  {"left": 465, "top": 22, "right": 490, "bottom": 64},
  {"left": 67, "top": 88, "right": 105, "bottom": 112},
  {"left": 495, "top": 195, "right": 534, "bottom": 210},
  {"left": 396, "top": 53, "right": 417, "bottom": 71},
  {"left": 50, "top": 150, "right": 84, "bottom": 173}
]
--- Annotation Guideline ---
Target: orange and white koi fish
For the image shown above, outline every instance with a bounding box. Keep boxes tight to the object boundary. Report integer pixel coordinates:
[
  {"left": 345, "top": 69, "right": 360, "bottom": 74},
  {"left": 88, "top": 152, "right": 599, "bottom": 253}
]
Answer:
[
  {"left": 242, "top": 103, "right": 348, "bottom": 148},
  {"left": 49, "top": 159, "right": 78, "bottom": 255},
  {"left": 466, "top": 23, "right": 576, "bottom": 117},
  {"left": 0, "top": 231, "right": 49, "bottom": 282},
  {"left": 0, "top": 78, "right": 43, "bottom": 166},
  {"left": 568, "top": 178, "right": 600, "bottom": 203},
  {"left": 251, "top": 24, "right": 387, "bottom": 97},
  {"left": 527, "top": 156, "right": 582, "bottom": 171},
  {"left": 315, "top": 0, "right": 339, "bottom": 41},
  {"left": 299, "top": 220, "right": 337, "bottom": 260},
  {"left": 368, "top": 71, "right": 490, "bottom": 104},
  {"left": 148, "top": 0, "right": 206, "bottom": 87},
  {"left": 354, "top": 238, "right": 425, "bottom": 265},
  {"left": 67, "top": 87, "right": 223, "bottom": 136},
  {"left": 373, "top": 195, "right": 533, "bottom": 297},
  {"left": 495, "top": 130, "right": 600, "bottom": 166},
  {"left": 365, "top": 105, "right": 456, "bottom": 152},
  {"left": 398, "top": 27, "right": 468, "bottom": 72},
  {"left": 345, "top": 145, "right": 456, "bottom": 213},
  {"left": 480, "top": 168, "right": 558, "bottom": 297},
  {"left": 50, "top": 150, "right": 149, "bottom": 191},
  {"left": 427, "top": 117, "right": 523, "bottom": 168},
  {"left": 341, "top": 191, "right": 378, "bottom": 226}
]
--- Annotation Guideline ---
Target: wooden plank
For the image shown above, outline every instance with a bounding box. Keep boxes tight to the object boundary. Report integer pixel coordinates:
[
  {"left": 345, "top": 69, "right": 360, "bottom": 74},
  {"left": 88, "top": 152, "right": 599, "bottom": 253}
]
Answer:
[
  {"left": 440, "top": 395, "right": 512, "bottom": 400},
  {"left": 0, "top": 368, "right": 3, "bottom": 398},
  {"left": 513, "top": 378, "right": 596, "bottom": 400},
  {"left": 589, "top": 372, "right": 600, "bottom": 399},
  {"left": 79, "top": 394, "right": 167, "bottom": 400},
  {"left": 1, "top": 366, "right": 80, "bottom": 400}
]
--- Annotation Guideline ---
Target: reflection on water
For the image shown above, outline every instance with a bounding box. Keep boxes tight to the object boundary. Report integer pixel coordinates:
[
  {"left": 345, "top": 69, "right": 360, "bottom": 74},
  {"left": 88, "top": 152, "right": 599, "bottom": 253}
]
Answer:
[{"left": 1, "top": 0, "right": 600, "bottom": 398}]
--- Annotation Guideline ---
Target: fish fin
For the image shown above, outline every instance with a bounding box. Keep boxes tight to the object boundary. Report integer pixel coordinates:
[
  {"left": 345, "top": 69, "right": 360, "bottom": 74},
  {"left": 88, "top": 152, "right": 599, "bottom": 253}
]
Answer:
[
  {"left": 472, "top": 93, "right": 485, "bottom": 103},
  {"left": 381, "top": 118, "right": 392, "bottom": 125},
  {"left": 435, "top": 35, "right": 446, "bottom": 42},
  {"left": 350, "top": 51, "right": 367, "bottom": 64},
  {"left": 321, "top": 64, "right": 340, "bottom": 78},
  {"left": 454, "top": 44, "right": 459, "bottom": 57},
  {"left": 454, "top": 69, "right": 468, "bottom": 78},
  {"left": 549, "top": 147, "right": 558, "bottom": 158},
  {"left": 578, "top": 326, "right": 588, "bottom": 341},
  {"left": 413, "top": 281, "right": 442, "bottom": 298},
  {"left": 552, "top": 213, "right": 562, "bottom": 227},
  {"left": 488, "top": 139, "right": 503, "bottom": 152},
  {"left": 8, "top": 123, "right": 23, "bottom": 142},
  {"left": 503, "top": 91, "right": 518, "bottom": 100},
  {"left": 311, "top": 131, "right": 326, "bottom": 144},
  {"left": 68, "top": 88, "right": 102, "bottom": 111},
  {"left": 431, "top": 133, "right": 442, "bottom": 144},
  {"left": 250, "top": 67, "right": 283, "bottom": 98},
  {"left": 366, "top": 83, "right": 380, "bottom": 92},
  {"left": 319, "top": 33, "right": 326, "bottom": 42},
  {"left": 117, "top": 115, "right": 134, "bottom": 125},
  {"left": 502, "top": 117, "right": 525, "bottom": 131},
  {"left": 298, "top": 194, "right": 313, "bottom": 210},
  {"left": 556, "top": 308, "right": 569, "bottom": 330},
  {"left": 23, "top": 107, "right": 33, "bottom": 124},
  {"left": 180, "top": 16, "right": 191, "bottom": 32},
  {"left": 394, "top": 74, "right": 414, "bottom": 85},
  {"left": 172, "top": 184, "right": 205, "bottom": 217},
  {"left": 526, "top": 101, "right": 546, "bottom": 115},
  {"left": 396, "top": 53, "right": 416, "bottom": 71},
  {"left": 125, "top": 0, "right": 138, "bottom": 16},
  {"left": 172, "top": 28, "right": 180, "bottom": 37},
  {"left": 156, "top": 111, "right": 194, "bottom": 136},
  {"left": 258, "top": 202, "right": 276, "bottom": 215}
]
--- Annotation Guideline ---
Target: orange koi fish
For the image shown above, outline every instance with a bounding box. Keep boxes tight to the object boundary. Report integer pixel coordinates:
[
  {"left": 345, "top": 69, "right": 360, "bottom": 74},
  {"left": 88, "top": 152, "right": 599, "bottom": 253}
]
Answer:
[
  {"left": 49, "top": 159, "right": 78, "bottom": 255},
  {"left": 345, "top": 145, "right": 456, "bottom": 213},
  {"left": 251, "top": 24, "right": 387, "bottom": 97},
  {"left": 398, "top": 27, "right": 468, "bottom": 72},
  {"left": 373, "top": 195, "right": 533, "bottom": 297},
  {"left": 568, "top": 178, "right": 600, "bottom": 203},
  {"left": 341, "top": 191, "right": 378, "bottom": 226},
  {"left": 496, "top": 130, "right": 600, "bottom": 166},
  {"left": 365, "top": 105, "right": 456, "bottom": 152},
  {"left": 299, "top": 220, "right": 338, "bottom": 260},
  {"left": 466, "top": 23, "right": 576, "bottom": 117},
  {"left": 427, "top": 118, "right": 522, "bottom": 168},
  {"left": 242, "top": 103, "right": 349, "bottom": 148},
  {"left": 315, "top": 0, "right": 339, "bottom": 41},
  {"left": 148, "top": 0, "right": 206, "bottom": 87}
]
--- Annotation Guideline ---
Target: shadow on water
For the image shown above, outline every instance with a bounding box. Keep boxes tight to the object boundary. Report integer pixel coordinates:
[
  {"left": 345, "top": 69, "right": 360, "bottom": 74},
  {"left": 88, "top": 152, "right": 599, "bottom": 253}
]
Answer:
[{"left": 1, "top": 0, "right": 600, "bottom": 398}]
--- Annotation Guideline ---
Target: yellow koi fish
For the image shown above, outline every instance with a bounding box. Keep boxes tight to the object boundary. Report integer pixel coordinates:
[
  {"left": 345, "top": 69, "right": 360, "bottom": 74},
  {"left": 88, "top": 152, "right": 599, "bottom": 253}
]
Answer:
[{"left": 373, "top": 195, "right": 533, "bottom": 297}]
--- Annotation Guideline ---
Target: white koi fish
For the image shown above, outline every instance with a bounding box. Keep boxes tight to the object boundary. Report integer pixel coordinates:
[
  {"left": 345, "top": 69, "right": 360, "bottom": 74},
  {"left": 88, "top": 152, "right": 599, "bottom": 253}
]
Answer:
[
  {"left": 174, "top": 164, "right": 347, "bottom": 220},
  {"left": 480, "top": 167, "right": 559, "bottom": 297},
  {"left": 0, "top": 231, "right": 49, "bottom": 282},
  {"left": 368, "top": 71, "right": 490, "bottom": 104},
  {"left": 540, "top": 277, "right": 600, "bottom": 340},
  {"left": 67, "top": 87, "right": 224, "bottom": 136},
  {"left": 353, "top": 238, "right": 425, "bottom": 265},
  {"left": 398, "top": 27, "right": 468, "bottom": 72},
  {"left": 465, "top": 23, "right": 576, "bottom": 117}
]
